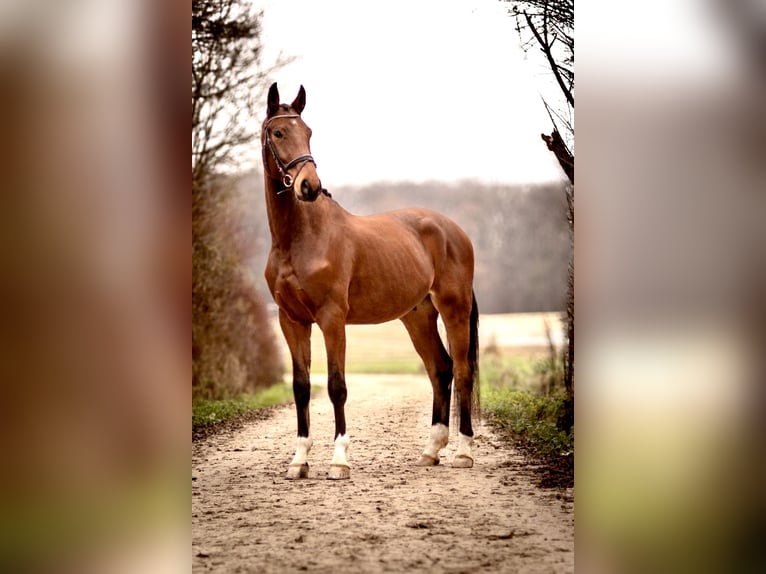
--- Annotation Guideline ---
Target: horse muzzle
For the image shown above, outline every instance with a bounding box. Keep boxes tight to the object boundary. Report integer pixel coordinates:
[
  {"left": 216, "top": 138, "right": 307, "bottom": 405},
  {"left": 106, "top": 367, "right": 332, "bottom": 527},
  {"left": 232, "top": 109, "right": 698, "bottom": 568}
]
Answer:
[{"left": 294, "top": 168, "right": 322, "bottom": 202}]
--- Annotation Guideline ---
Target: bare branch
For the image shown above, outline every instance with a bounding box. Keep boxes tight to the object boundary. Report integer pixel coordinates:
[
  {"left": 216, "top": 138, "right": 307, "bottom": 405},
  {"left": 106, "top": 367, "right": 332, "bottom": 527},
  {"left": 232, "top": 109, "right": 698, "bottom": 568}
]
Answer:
[
  {"left": 524, "top": 10, "right": 574, "bottom": 107},
  {"left": 192, "top": 0, "right": 293, "bottom": 186}
]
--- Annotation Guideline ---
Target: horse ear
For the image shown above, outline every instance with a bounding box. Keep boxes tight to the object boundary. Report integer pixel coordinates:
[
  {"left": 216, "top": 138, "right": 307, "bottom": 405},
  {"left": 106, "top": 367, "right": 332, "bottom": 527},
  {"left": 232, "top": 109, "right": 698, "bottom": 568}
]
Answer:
[
  {"left": 267, "top": 82, "right": 280, "bottom": 117},
  {"left": 291, "top": 85, "right": 306, "bottom": 115}
]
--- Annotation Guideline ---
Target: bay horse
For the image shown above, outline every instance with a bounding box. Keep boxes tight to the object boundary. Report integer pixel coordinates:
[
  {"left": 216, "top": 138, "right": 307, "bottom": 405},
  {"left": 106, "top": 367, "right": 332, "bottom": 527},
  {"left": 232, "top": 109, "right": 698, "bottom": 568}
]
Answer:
[{"left": 262, "top": 83, "right": 479, "bottom": 480}]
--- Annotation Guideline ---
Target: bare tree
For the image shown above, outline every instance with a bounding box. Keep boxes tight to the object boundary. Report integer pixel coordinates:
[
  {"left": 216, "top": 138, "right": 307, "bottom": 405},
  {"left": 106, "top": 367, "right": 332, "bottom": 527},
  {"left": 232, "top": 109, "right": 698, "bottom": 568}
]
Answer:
[
  {"left": 504, "top": 0, "right": 573, "bottom": 174},
  {"left": 192, "top": 0, "right": 290, "bottom": 398},
  {"left": 192, "top": 0, "right": 291, "bottom": 185},
  {"left": 503, "top": 0, "right": 574, "bottom": 431}
]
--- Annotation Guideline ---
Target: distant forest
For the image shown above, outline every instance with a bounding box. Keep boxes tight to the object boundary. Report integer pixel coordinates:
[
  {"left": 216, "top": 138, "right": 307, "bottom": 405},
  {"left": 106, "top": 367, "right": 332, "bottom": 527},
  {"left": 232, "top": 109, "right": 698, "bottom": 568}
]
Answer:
[{"left": 238, "top": 175, "right": 570, "bottom": 314}]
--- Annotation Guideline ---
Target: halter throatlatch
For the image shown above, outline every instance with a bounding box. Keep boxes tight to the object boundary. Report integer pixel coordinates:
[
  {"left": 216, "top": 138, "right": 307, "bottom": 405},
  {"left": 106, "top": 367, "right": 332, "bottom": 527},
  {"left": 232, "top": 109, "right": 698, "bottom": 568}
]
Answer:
[{"left": 263, "top": 114, "right": 317, "bottom": 193}]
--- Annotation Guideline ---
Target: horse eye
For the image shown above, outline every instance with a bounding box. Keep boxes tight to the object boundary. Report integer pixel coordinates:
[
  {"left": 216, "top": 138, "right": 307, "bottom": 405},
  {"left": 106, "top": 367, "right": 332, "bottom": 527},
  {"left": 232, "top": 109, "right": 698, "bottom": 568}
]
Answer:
[{"left": 274, "top": 130, "right": 283, "bottom": 138}]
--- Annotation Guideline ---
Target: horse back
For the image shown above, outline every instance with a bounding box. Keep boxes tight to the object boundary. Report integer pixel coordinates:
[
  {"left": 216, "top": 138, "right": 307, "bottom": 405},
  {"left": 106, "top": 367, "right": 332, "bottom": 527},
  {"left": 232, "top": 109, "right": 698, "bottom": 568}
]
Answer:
[{"left": 341, "top": 208, "right": 473, "bottom": 323}]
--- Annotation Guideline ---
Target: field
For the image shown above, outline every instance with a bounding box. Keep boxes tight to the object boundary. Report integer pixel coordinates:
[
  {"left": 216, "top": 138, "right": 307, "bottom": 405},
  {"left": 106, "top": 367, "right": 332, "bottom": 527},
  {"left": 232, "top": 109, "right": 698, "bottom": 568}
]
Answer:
[{"left": 271, "top": 312, "right": 564, "bottom": 376}]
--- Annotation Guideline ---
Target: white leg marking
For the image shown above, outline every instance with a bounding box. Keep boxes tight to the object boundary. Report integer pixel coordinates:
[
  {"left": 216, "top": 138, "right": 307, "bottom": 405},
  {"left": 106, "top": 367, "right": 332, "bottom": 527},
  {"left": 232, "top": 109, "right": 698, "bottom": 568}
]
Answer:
[
  {"left": 422, "top": 423, "right": 449, "bottom": 459},
  {"left": 289, "top": 436, "right": 313, "bottom": 466},
  {"left": 330, "top": 434, "right": 350, "bottom": 467},
  {"left": 455, "top": 433, "right": 474, "bottom": 461}
]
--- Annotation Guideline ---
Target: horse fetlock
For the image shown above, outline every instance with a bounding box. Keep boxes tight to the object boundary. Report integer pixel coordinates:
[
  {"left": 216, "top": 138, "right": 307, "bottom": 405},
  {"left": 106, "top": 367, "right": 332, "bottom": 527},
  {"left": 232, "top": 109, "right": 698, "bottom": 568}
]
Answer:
[
  {"left": 290, "top": 436, "right": 313, "bottom": 465},
  {"left": 330, "top": 434, "right": 350, "bottom": 466},
  {"left": 328, "top": 431, "right": 350, "bottom": 480},
  {"left": 422, "top": 423, "right": 449, "bottom": 460}
]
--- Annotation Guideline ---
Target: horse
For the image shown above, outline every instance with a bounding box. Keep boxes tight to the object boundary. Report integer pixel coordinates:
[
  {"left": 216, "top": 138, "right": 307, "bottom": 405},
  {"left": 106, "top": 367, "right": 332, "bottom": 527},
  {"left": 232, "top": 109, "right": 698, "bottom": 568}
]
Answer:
[{"left": 261, "top": 83, "right": 479, "bottom": 480}]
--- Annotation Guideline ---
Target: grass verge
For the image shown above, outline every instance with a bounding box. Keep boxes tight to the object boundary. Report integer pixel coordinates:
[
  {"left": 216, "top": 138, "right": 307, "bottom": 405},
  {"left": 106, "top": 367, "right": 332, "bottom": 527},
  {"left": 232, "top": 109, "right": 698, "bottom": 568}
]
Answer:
[
  {"left": 480, "top": 353, "right": 573, "bottom": 488},
  {"left": 192, "top": 383, "right": 297, "bottom": 440},
  {"left": 481, "top": 383, "right": 573, "bottom": 456}
]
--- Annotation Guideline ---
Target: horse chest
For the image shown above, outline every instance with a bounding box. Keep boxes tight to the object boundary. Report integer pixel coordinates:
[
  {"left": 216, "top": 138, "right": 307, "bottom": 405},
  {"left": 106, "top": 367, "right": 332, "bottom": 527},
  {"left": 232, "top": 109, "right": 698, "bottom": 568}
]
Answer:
[{"left": 266, "top": 252, "right": 335, "bottom": 322}]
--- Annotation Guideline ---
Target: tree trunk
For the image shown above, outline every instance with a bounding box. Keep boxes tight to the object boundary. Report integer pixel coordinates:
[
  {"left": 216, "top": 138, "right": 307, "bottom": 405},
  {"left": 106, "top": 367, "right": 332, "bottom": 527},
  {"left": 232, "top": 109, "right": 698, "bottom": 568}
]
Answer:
[{"left": 542, "top": 130, "right": 574, "bottom": 432}]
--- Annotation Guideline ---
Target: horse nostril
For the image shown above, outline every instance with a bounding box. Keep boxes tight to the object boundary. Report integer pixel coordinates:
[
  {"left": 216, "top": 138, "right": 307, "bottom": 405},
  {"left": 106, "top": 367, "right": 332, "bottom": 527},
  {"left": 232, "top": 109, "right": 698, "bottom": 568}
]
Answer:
[{"left": 301, "top": 179, "right": 311, "bottom": 195}]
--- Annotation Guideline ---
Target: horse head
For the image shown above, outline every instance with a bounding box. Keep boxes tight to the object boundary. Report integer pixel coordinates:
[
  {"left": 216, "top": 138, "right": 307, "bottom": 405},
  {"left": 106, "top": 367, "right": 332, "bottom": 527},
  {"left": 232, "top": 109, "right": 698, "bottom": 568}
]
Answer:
[{"left": 262, "top": 83, "right": 323, "bottom": 202}]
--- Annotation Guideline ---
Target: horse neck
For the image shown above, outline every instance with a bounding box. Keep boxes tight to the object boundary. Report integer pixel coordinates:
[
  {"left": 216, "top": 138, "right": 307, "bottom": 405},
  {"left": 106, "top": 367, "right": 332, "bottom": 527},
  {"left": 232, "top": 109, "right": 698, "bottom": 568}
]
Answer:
[
  {"left": 265, "top": 172, "right": 336, "bottom": 251},
  {"left": 264, "top": 175, "right": 299, "bottom": 249}
]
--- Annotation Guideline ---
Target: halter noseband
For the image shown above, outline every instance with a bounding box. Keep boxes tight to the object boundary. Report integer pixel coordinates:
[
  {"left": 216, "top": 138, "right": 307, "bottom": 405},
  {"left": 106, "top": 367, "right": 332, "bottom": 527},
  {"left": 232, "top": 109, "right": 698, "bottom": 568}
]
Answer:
[{"left": 263, "top": 114, "right": 316, "bottom": 192}]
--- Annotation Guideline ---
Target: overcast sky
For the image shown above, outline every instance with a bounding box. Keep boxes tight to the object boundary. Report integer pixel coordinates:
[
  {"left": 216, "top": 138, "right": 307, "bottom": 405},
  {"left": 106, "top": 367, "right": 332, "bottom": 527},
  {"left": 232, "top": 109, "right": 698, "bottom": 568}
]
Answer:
[{"left": 255, "top": 0, "right": 566, "bottom": 186}]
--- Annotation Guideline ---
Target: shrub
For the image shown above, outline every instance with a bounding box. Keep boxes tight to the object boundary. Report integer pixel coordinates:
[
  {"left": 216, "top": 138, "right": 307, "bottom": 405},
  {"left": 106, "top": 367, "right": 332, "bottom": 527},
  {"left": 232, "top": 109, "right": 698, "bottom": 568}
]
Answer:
[
  {"left": 192, "top": 177, "right": 283, "bottom": 400},
  {"left": 480, "top": 354, "right": 573, "bottom": 456},
  {"left": 482, "top": 384, "right": 573, "bottom": 456}
]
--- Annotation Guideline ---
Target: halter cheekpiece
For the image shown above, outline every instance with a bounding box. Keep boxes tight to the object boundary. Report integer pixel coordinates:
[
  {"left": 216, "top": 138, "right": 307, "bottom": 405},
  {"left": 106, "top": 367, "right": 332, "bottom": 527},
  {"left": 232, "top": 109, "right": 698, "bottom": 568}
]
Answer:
[{"left": 263, "top": 114, "right": 316, "bottom": 193}]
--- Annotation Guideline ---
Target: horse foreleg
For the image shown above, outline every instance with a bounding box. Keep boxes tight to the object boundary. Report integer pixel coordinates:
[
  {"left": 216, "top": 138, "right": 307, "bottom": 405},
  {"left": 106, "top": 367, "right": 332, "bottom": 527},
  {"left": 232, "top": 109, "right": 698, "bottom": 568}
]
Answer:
[
  {"left": 318, "top": 311, "right": 350, "bottom": 480},
  {"left": 279, "top": 311, "right": 313, "bottom": 479}
]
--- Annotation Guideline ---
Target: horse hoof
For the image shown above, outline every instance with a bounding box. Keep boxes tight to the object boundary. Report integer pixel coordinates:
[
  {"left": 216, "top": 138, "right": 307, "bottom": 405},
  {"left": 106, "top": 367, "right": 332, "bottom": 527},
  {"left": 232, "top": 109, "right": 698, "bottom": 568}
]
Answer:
[
  {"left": 453, "top": 455, "right": 474, "bottom": 468},
  {"left": 327, "top": 464, "right": 350, "bottom": 480},
  {"left": 286, "top": 463, "right": 309, "bottom": 479},
  {"left": 415, "top": 454, "right": 440, "bottom": 466}
]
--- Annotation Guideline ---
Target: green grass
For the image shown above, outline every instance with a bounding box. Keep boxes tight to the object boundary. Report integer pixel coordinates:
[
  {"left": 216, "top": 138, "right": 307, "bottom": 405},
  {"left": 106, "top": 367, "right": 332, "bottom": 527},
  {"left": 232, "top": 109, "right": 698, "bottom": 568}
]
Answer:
[
  {"left": 192, "top": 383, "right": 294, "bottom": 432},
  {"left": 481, "top": 384, "right": 573, "bottom": 455},
  {"left": 480, "top": 353, "right": 573, "bottom": 456}
]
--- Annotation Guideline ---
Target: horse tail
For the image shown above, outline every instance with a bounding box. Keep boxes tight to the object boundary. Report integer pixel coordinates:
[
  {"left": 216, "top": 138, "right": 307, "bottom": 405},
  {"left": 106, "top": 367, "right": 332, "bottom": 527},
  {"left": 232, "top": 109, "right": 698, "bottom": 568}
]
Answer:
[{"left": 469, "top": 290, "right": 481, "bottom": 422}]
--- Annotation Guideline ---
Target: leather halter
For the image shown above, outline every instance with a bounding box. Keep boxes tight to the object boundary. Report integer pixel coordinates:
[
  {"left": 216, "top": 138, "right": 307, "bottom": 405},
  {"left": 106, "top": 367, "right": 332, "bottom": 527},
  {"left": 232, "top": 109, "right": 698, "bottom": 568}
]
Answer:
[{"left": 263, "top": 114, "right": 316, "bottom": 193}]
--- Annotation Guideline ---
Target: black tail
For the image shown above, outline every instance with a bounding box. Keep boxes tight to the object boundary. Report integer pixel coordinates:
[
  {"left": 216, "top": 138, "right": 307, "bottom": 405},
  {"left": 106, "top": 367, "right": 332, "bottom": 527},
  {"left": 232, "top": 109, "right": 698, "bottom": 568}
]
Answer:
[{"left": 469, "top": 291, "right": 481, "bottom": 422}]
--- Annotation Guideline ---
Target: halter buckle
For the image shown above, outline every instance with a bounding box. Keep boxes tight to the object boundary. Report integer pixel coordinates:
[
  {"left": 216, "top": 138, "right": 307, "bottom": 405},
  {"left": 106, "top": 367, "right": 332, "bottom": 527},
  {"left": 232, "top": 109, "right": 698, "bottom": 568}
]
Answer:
[{"left": 282, "top": 173, "right": 294, "bottom": 188}]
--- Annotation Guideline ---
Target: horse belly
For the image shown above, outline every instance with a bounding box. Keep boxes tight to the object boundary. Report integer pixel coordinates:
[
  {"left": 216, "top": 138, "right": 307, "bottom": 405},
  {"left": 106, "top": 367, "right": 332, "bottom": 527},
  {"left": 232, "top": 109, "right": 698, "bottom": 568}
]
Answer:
[
  {"left": 345, "top": 271, "right": 431, "bottom": 324},
  {"left": 345, "top": 292, "right": 428, "bottom": 324}
]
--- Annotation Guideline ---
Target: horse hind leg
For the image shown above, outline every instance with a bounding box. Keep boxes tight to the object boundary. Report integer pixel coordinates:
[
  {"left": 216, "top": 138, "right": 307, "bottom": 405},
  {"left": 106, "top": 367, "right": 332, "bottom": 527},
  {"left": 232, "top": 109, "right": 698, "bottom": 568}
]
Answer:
[
  {"left": 400, "top": 296, "right": 453, "bottom": 466},
  {"left": 432, "top": 291, "right": 480, "bottom": 468}
]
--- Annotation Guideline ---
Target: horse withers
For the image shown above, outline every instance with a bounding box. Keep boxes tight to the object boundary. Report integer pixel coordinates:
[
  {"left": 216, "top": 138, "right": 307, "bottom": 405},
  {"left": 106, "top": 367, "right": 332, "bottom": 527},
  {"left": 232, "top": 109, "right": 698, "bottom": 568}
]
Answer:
[{"left": 262, "top": 83, "right": 479, "bottom": 480}]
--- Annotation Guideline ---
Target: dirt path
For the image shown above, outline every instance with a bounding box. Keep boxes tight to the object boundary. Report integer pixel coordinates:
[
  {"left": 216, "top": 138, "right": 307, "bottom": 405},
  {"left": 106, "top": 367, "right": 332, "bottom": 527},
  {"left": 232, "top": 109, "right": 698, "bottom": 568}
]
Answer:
[{"left": 192, "top": 374, "right": 574, "bottom": 573}]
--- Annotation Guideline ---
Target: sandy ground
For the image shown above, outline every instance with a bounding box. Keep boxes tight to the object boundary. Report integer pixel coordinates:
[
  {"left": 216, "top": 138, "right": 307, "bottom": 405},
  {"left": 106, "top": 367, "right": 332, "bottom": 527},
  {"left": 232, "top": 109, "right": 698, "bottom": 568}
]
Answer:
[{"left": 192, "top": 374, "right": 574, "bottom": 573}]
